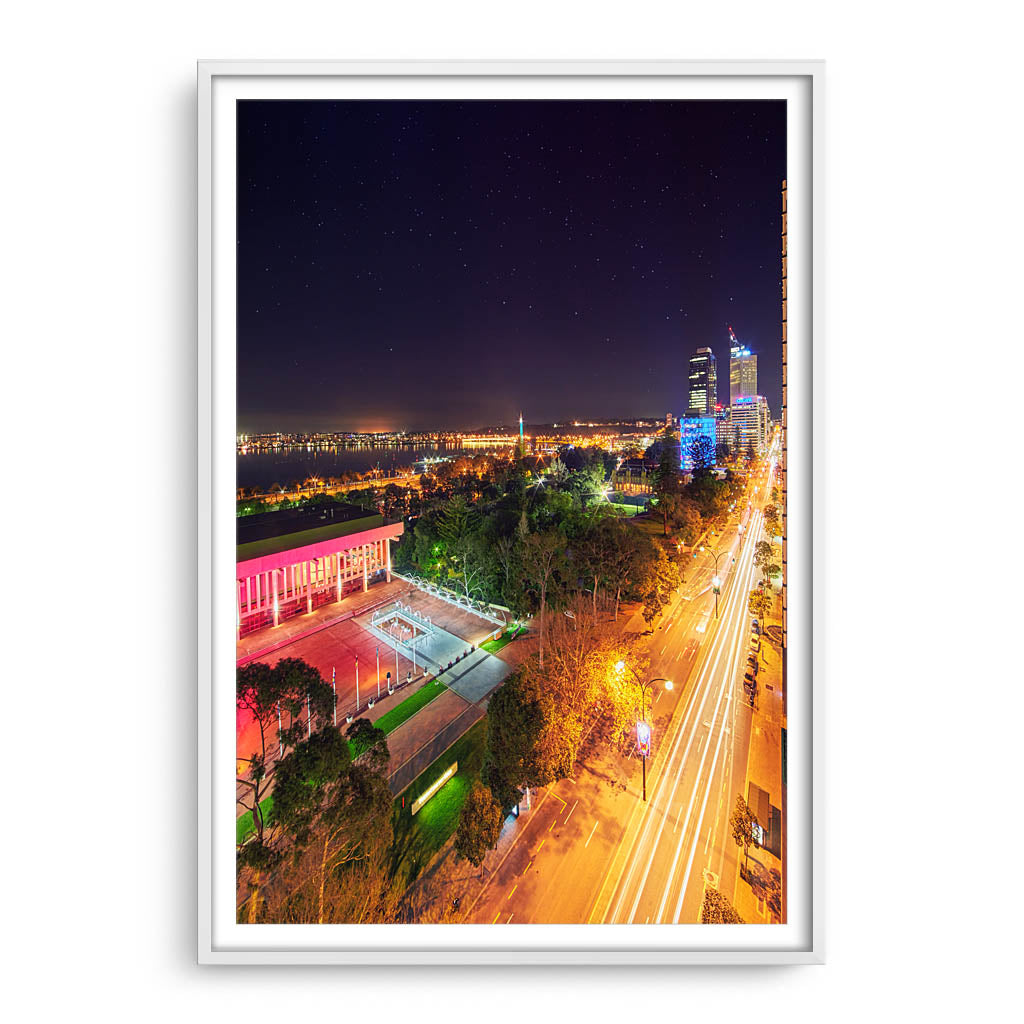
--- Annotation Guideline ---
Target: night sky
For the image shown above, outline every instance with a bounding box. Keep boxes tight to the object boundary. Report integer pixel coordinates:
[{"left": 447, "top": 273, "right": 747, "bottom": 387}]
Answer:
[{"left": 237, "top": 100, "right": 785, "bottom": 434}]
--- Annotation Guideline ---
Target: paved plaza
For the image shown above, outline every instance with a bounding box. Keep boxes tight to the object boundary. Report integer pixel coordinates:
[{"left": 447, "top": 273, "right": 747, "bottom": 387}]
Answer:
[{"left": 236, "top": 579, "right": 512, "bottom": 765}]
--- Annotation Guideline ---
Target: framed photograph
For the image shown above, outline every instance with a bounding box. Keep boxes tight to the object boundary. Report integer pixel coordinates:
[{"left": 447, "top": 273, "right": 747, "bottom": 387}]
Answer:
[{"left": 198, "top": 59, "right": 823, "bottom": 965}]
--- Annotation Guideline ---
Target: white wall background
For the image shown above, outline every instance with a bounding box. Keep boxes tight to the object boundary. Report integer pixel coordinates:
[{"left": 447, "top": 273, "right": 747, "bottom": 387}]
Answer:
[{"left": 2, "top": 1, "right": 1019, "bottom": 1019}]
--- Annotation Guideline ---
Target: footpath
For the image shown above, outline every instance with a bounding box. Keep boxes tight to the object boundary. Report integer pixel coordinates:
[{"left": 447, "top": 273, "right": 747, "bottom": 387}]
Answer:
[{"left": 731, "top": 584, "right": 785, "bottom": 924}]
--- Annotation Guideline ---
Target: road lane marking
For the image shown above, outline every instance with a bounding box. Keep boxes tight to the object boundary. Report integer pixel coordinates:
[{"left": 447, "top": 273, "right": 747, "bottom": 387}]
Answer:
[
  {"left": 670, "top": 542, "right": 756, "bottom": 921},
  {"left": 548, "top": 819, "right": 556, "bottom": 832},
  {"left": 613, "top": 555, "right": 746, "bottom": 922},
  {"left": 464, "top": 785, "right": 557, "bottom": 915},
  {"left": 596, "top": 513, "right": 765, "bottom": 924},
  {"left": 506, "top": 913, "right": 514, "bottom": 923},
  {"left": 507, "top": 884, "right": 517, "bottom": 900},
  {"left": 631, "top": 511, "right": 762, "bottom": 924},
  {"left": 537, "top": 839, "right": 545, "bottom": 851},
  {"left": 585, "top": 820, "right": 599, "bottom": 848},
  {"left": 492, "top": 911, "right": 501, "bottom": 924},
  {"left": 564, "top": 800, "right": 578, "bottom": 824},
  {"left": 524, "top": 861, "right": 532, "bottom": 875}
]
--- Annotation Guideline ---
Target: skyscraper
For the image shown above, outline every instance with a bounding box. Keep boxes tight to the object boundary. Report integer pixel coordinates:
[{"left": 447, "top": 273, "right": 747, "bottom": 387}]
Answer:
[
  {"left": 728, "top": 325, "right": 757, "bottom": 402},
  {"left": 687, "top": 347, "right": 717, "bottom": 417},
  {"left": 731, "top": 395, "right": 771, "bottom": 457}
]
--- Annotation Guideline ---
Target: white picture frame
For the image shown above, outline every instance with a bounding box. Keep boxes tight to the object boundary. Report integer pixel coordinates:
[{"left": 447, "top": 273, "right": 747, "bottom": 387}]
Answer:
[{"left": 198, "top": 59, "right": 823, "bottom": 965}]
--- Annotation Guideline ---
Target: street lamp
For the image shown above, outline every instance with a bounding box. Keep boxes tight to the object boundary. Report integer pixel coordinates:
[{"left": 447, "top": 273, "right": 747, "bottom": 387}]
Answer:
[
  {"left": 614, "top": 661, "right": 673, "bottom": 802},
  {"left": 698, "top": 546, "right": 735, "bottom": 619}
]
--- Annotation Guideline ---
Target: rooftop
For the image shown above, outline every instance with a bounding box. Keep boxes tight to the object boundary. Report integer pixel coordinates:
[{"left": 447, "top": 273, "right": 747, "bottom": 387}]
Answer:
[{"left": 237, "top": 502, "right": 388, "bottom": 561}]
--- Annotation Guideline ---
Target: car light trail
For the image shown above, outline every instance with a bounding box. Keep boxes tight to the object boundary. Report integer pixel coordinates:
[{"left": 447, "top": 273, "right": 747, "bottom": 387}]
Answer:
[{"left": 596, "top": 508, "right": 766, "bottom": 923}]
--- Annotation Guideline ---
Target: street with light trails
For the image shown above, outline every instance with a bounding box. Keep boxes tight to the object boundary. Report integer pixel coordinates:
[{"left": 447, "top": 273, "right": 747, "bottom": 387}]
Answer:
[{"left": 462, "top": 451, "right": 780, "bottom": 925}]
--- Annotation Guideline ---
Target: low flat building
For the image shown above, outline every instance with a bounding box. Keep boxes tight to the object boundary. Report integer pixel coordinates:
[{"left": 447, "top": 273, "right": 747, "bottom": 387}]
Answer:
[{"left": 236, "top": 502, "right": 404, "bottom": 638}]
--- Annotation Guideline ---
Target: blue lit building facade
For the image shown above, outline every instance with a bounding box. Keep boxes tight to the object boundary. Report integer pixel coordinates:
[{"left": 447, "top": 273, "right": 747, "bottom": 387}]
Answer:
[{"left": 679, "top": 416, "right": 717, "bottom": 472}]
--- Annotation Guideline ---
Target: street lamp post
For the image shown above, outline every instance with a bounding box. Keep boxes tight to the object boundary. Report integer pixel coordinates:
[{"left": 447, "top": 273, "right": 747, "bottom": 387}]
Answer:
[
  {"left": 698, "top": 545, "right": 735, "bottom": 620},
  {"left": 614, "top": 661, "right": 673, "bottom": 802}
]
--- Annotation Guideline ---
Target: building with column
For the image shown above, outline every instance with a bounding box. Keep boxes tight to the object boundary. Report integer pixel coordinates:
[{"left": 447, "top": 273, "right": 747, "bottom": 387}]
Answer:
[
  {"left": 728, "top": 326, "right": 758, "bottom": 403},
  {"left": 687, "top": 347, "right": 717, "bottom": 417},
  {"left": 235, "top": 503, "right": 404, "bottom": 638}
]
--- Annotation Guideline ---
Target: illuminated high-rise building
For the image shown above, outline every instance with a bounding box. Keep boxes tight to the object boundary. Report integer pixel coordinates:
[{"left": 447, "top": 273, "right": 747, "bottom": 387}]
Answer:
[
  {"left": 686, "top": 347, "right": 717, "bottom": 417},
  {"left": 728, "top": 326, "right": 757, "bottom": 403},
  {"left": 731, "top": 395, "right": 770, "bottom": 457},
  {"left": 679, "top": 415, "right": 716, "bottom": 473}
]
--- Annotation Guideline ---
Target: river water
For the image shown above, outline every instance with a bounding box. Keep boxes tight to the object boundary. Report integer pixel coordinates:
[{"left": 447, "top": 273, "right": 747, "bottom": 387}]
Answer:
[{"left": 236, "top": 443, "right": 507, "bottom": 491}]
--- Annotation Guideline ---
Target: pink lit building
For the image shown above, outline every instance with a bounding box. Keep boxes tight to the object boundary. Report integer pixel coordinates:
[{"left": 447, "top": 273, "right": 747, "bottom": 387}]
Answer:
[{"left": 235, "top": 504, "right": 404, "bottom": 638}]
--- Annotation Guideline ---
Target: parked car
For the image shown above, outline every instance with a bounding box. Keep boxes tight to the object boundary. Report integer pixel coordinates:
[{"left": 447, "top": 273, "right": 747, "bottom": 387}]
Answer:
[
  {"left": 751, "top": 618, "right": 760, "bottom": 635},
  {"left": 749, "top": 636, "right": 760, "bottom": 652},
  {"left": 747, "top": 655, "right": 759, "bottom": 675}
]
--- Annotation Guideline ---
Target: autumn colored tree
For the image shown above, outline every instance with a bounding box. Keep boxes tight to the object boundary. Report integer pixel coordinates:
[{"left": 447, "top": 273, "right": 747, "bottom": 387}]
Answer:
[
  {"left": 730, "top": 795, "right": 759, "bottom": 872},
  {"left": 701, "top": 887, "right": 745, "bottom": 924},
  {"left": 519, "top": 529, "right": 568, "bottom": 669}
]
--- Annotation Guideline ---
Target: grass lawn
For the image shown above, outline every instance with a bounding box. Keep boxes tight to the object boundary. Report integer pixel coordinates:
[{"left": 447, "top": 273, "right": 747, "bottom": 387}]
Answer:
[
  {"left": 606, "top": 501, "right": 644, "bottom": 516},
  {"left": 632, "top": 515, "right": 670, "bottom": 539},
  {"left": 236, "top": 794, "right": 274, "bottom": 845},
  {"left": 348, "top": 680, "right": 448, "bottom": 760},
  {"left": 481, "top": 624, "right": 527, "bottom": 653},
  {"left": 389, "top": 718, "right": 488, "bottom": 888},
  {"left": 372, "top": 680, "right": 447, "bottom": 736}
]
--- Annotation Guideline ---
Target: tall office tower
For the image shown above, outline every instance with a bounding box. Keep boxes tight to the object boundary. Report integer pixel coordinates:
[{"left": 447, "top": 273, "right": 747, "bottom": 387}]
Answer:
[
  {"left": 728, "top": 325, "right": 758, "bottom": 402},
  {"left": 715, "top": 407, "right": 733, "bottom": 455},
  {"left": 731, "top": 395, "right": 770, "bottom": 457},
  {"left": 687, "top": 347, "right": 717, "bottom": 416}
]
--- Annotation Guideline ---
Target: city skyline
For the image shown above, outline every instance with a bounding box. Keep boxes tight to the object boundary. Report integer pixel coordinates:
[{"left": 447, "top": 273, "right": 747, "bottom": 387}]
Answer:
[{"left": 237, "top": 100, "right": 785, "bottom": 433}]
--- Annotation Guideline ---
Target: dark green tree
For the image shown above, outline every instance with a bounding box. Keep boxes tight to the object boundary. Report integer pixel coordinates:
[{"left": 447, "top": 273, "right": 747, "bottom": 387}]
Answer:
[
  {"left": 482, "top": 663, "right": 574, "bottom": 810},
  {"left": 454, "top": 782, "right": 503, "bottom": 869},
  {"left": 689, "top": 434, "right": 716, "bottom": 478},
  {"left": 270, "top": 728, "right": 394, "bottom": 924},
  {"left": 235, "top": 658, "right": 337, "bottom": 921},
  {"left": 345, "top": 717, "right": 390, "bottom": 776}
]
